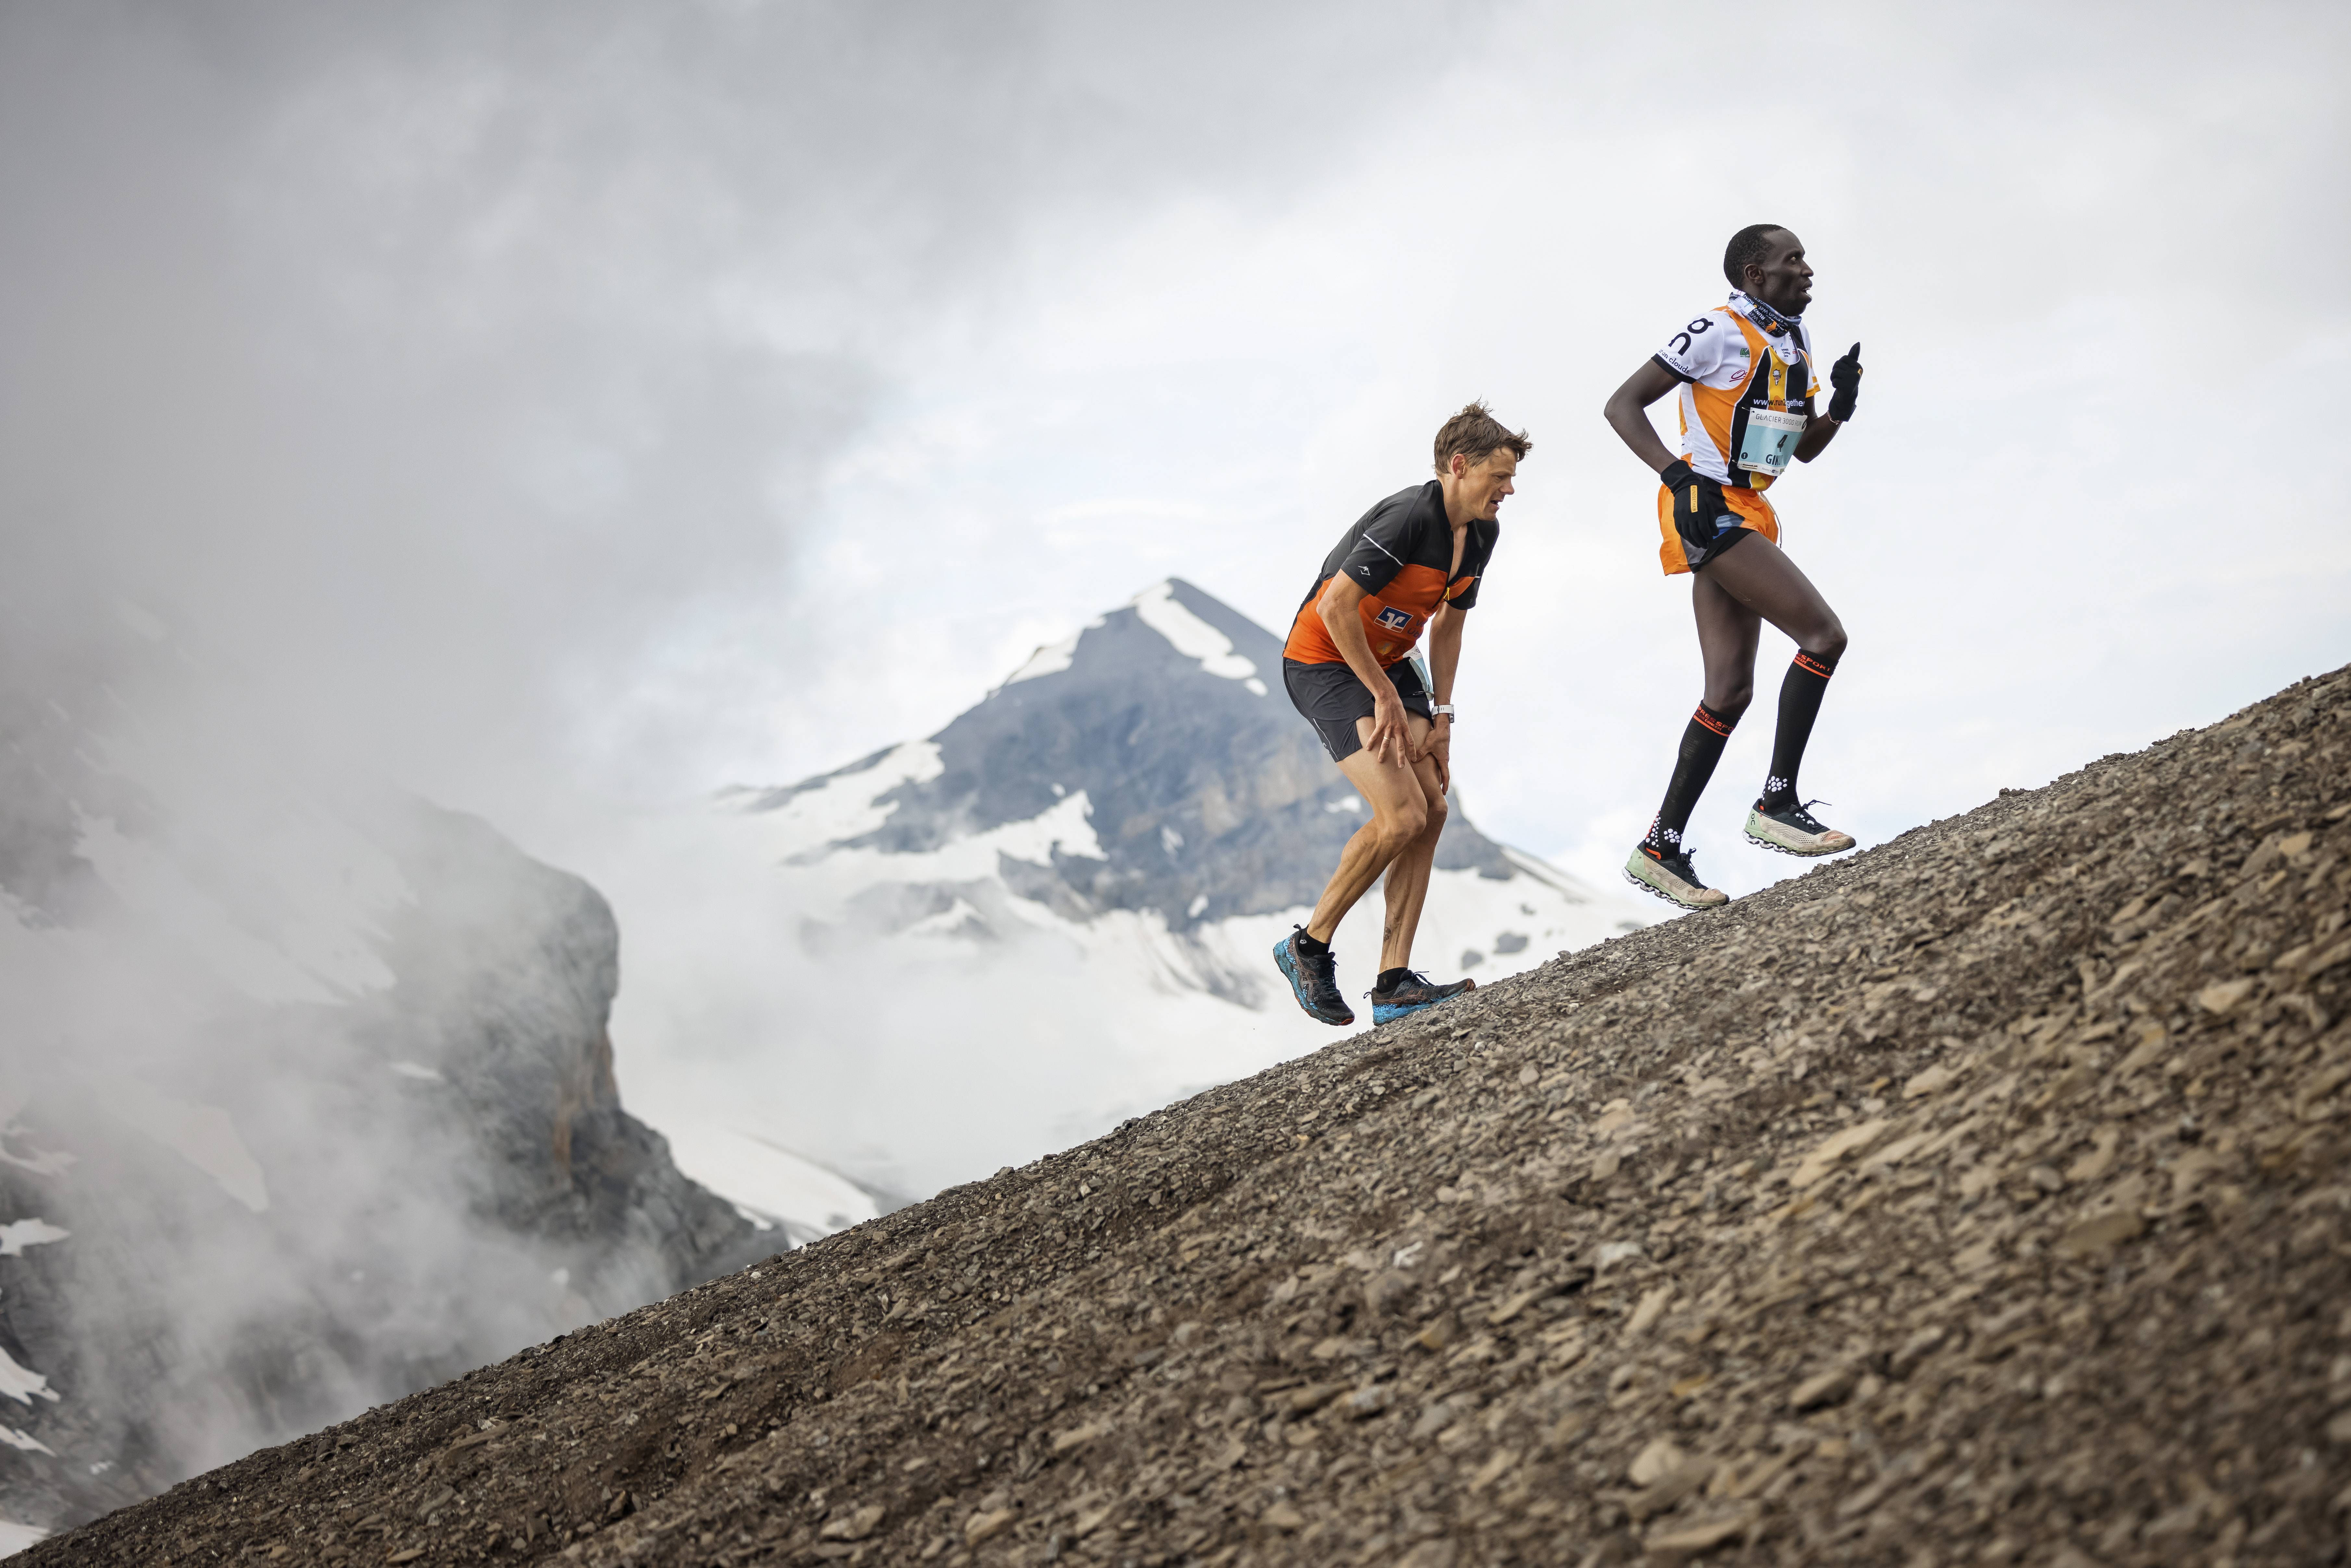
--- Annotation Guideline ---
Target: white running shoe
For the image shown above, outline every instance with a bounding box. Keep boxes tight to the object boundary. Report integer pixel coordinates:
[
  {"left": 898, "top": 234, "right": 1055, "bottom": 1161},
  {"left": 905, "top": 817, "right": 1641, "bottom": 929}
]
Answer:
[
  {"left": 1624, "top": 843, "right": 1730, "bottom": 910},
  {"left": 1744, "top": 799, "right": 1857, "bottom": 857}
]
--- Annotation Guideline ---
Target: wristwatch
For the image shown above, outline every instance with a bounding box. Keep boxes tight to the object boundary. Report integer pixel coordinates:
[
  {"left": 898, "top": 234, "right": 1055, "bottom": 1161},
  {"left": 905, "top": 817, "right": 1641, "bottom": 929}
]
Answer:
[{"left": 1431, "top": 704, "right": 1457, "bottom": 720}]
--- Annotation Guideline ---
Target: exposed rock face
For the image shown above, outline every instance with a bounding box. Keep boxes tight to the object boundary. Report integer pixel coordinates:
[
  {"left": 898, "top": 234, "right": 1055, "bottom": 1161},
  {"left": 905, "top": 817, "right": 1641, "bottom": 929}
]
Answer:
[
  {"left": 47, "top": 667, "right": 2351, "bottom": 1564},
  {"left": 0, "top": 654, "right": 769, "bottom": 1542},
  {"left": 771, "top": 579, "right": 1515, "bottom": 923}
]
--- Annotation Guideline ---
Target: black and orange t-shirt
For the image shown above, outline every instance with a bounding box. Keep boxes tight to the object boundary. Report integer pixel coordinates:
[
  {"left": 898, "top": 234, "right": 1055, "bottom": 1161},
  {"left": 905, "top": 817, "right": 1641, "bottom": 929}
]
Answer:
[{"left": 1282, "top": 481, "right": 1495, "bottom": 667}]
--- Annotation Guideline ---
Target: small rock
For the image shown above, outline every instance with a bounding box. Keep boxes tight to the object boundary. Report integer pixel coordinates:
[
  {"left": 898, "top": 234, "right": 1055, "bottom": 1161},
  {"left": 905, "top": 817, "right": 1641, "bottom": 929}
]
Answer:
[
  {"left": 1953, "top": 1240, "right": 1999, "bottom": 1274},
  {"left": 1467, "top": 1447, "right": 1520, "bottom": 1491},
  {"left": 1287, "top": 1382, "right": 1344, "bottom": 1415},
  {"left": 1644, "top": 1510, "right": 1752, "bottom": 1560},
  {"left": 1792, "top": 1120, "right": 1891, "bottom": 1189},
  {"left": 1628, "top": 1457, "right": 1717, "bottom": 1520},
  {"left": 1628, "top": 1437, "right": 1688, "bottom": 1487},
  {"left": 2028, "top": 1165, "right": 2065, "bottom": 1193},
  {"left": 1261, "top": 1500, "right": 1306, "bottom": 1531},
  {"left": 1346, "top": 1384, "right": 1393, "bottom": 1418},
  {"left": 965, "top": 1508, "right": 1017, "bottom": 1546},
  {"left": 1890, "top": 1324, "right": 1948, "bottom": 1379},
  {"left": 1365, "top": 1271, "right": 1416, "bottom": 1315},
  {"left": 1409, "top": 1400, "right": 1457, "bottom": 1440},
  {"left": 1049, "top": 1423, "right": 1104, "bottom": 1456},
  {"left": 1789, "top": 1366, "right": 1858, "bottom": 1412},
  {"left": 2057, "top": 1209, "right": 2146, "bottom": 1257},
  {"left": 819, "top": 1504, "right": 885, "bottom": 1542},
  {"left": 1490, "top": 1288, "right": 1544, "bottom": 1325},
  {"left": 2197, "top": 978, "right": 2256, "bottom": 1016},
  {"left": 1592, "top": 1150, "right": 1623, "bottom": 1182},
  {"left": 2064, "top": 1128, "right": 2120, "bottom": 1184},
  {"left": 1903, "top": 1064, "right": 1956, "bottom": 1099},
  {"left": 1624, "top": 1285, "right": 1674, "bottom": 1338}
]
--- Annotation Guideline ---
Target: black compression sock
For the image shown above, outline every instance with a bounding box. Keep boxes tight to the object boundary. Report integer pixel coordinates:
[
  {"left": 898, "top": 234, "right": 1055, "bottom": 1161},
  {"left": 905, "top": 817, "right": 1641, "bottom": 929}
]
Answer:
[
  {"left": 1293, "top": 929, "right": 1330, "bottom": 956},
  {"left": 1760, "top": 648, "right": 1840, "bottom": 809},
  {"left": 1644, "top": 702, "right": 1738, "bottom": 852},
  {"left": 1376, "top": 966, "right": 1412, "bottom": 992}
]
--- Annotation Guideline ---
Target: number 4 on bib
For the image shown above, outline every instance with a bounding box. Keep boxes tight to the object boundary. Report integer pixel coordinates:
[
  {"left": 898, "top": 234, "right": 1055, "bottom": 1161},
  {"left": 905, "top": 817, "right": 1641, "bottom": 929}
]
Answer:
[{"left": 1736, "top": 407, "right": 1805, "bottom": 478}]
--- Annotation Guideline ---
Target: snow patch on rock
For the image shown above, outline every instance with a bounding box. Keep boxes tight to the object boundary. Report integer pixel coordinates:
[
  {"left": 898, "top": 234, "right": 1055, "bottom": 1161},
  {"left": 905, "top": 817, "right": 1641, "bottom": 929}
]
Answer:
[
  {"left": 0, "top": 1348, "right": 57, "bottom": 1407},
  {"left": 90, "top": 1079, "right": 269, "bottom": 1213},
  {"left": 0, "top": 1222, "right": 67, "bottom": 1258},
  {"left": 1132, "top": 581, "right": 1260, "bottom": 685}
]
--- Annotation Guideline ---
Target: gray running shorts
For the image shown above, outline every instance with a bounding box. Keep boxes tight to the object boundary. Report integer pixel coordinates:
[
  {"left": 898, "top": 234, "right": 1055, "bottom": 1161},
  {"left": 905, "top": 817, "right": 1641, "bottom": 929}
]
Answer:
[{"left": 1281, "top": 657, "right": 1432, "bottom": 764}]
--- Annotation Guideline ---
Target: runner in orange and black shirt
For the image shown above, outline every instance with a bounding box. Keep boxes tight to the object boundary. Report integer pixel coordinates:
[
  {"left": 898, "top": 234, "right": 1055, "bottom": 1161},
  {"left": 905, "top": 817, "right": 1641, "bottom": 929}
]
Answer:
[
  {"left": 1271, "top": 402, "right": 1528, "bottom": 1027},
  {"left": 1603, "top": 223, "right": 1865, "bottom": 910}
]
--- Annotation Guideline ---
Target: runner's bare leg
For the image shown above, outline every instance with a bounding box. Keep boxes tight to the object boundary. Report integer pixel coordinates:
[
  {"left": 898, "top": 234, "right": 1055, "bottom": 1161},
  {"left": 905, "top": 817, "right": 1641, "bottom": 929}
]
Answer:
[
  {"left": 1304, "top": 714, "right": 1440, "bottom": 945},
  {"left": 1372, "top": 716, "right": 1447, "bottom": 971},
  {"left": 1693, "top": 571, "right": 1762, "bottom": 720},
  {"left": 1697, "top": 534, "right": 1846, "bottom": 660}
]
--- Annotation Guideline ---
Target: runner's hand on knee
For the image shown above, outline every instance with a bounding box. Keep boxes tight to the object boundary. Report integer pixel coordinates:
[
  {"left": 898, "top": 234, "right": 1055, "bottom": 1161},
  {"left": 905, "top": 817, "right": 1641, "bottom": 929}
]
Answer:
[
  {"left": 1420, "top": 717, "right": 1452, "bottom": 794},
  {"left": 1369, "top": 690, "right": 1411, "bottom": 766}
]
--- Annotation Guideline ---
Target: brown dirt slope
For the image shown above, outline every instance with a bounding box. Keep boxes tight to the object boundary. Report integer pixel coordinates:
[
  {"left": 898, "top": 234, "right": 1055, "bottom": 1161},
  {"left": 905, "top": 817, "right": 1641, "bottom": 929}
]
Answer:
[{"left": 32, "top": 666, "right": 2351, "bottom": 1567}]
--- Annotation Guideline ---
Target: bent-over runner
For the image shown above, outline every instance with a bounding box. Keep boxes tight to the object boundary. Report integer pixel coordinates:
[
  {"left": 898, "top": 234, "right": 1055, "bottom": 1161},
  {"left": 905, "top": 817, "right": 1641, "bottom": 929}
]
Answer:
[{"left": 1272, "top": 402, "right": 1529, "bottom": 1026}]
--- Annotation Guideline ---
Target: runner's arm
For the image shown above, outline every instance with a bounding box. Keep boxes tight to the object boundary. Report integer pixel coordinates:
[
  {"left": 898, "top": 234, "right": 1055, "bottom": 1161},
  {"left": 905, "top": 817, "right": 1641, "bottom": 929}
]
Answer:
[
  {"left": 1795, "top": 396, "right": 1840, "bottom": 462},
  {"left": 1603, "top": 360, "right": 1685, "bottom": 475},
  {"left": 1798, "top": 341, "right": 1859, "bottom": 460},
  {"left": 1420, "top": 601, "right": 1463, "bottom": 792},
  {"left": 1317, "top": 576, "right": 1412, "bottom": 767}
]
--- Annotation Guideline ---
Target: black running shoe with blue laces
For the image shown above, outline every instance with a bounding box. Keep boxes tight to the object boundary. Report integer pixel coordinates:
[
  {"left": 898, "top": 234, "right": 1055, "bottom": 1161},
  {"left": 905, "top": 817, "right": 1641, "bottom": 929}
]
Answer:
[
  {"left": 1368, "top": 969, "right": 1475, "bottom": 1025},
  {"left": 1273, "top": 927, "right": 1353, "bottom": 1026}
]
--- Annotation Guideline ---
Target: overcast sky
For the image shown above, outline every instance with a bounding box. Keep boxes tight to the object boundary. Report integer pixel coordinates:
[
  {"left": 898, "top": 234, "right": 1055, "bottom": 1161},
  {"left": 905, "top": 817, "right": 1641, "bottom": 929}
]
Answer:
[{"left": 6, "top": 1, "right": 2346, "bottom": 1187}]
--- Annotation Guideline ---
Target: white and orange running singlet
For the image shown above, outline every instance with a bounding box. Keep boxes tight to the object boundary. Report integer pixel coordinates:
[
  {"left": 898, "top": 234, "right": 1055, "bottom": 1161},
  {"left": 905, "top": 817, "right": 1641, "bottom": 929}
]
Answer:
[{"left": 1651, "top": 290, "right": 1823, "bottom": 493}]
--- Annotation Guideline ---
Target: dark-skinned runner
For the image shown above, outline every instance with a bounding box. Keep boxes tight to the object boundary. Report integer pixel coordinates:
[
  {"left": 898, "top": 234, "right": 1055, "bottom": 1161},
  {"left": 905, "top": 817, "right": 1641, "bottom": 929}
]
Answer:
[{"left": 1603, "top": 223, "right": 1864, "bottom": 910}]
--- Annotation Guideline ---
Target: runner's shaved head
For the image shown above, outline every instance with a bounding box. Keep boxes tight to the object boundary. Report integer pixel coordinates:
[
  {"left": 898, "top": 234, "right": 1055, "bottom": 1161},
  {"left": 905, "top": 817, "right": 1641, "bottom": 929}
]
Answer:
[{"left": 1722, "top": 223, "right": 1792, "bottom": 288}]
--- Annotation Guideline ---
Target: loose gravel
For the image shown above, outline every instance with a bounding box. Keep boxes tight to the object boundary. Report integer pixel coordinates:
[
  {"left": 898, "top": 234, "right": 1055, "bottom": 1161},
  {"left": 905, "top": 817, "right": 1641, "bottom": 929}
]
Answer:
[{"left": 30, "top": 666, "right": 2351, "bottom": 1567}]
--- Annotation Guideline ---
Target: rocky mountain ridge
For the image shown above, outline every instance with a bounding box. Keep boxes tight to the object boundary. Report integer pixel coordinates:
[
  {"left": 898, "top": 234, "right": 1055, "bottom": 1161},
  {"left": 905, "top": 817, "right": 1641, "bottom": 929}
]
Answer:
[
  {"left": 40, "top": 666, "right": 2351, "bottom": 1564},
  {"left": 0, "top": 626, "right": 772, "bottom": 1547}
]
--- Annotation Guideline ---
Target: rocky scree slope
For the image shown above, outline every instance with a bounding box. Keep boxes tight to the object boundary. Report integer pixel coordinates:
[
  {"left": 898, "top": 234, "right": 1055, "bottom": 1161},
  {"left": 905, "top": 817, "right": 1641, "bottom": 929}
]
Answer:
[{"left": 39, "top": 665, "right": 2351, "bottom": 1566}]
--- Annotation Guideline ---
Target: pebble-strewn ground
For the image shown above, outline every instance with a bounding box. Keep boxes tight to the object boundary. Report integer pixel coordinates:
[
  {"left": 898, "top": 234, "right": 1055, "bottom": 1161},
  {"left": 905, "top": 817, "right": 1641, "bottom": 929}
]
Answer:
[{"left": 32, "top": 666, "right": 2351, "bottom": 1568}]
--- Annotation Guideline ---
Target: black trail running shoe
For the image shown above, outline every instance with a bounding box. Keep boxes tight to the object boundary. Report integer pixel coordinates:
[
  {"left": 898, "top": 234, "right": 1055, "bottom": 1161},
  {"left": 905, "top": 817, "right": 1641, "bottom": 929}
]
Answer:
[
  {"left": 1273, "top": 927, "right": 1353, "bottom": 1026},
  {"left": 1369, "top": 970, "right": 1475, "bottom": 1025},
  {"left": 1624, "top": 841, "right": 1730, "bottom": 910}
]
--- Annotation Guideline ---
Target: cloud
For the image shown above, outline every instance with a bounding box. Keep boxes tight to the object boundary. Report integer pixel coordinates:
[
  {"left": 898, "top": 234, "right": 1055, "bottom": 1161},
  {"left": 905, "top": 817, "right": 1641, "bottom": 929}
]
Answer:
[{"left": 0, "top": 0, "right": 1510, "bottom": 826}]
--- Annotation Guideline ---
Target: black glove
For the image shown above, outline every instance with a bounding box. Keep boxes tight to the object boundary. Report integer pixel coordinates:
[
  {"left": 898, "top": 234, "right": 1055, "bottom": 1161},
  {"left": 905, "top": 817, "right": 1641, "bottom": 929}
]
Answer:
[
  {"left": 1827, "top": 342, "right": 1862, "bottom": 422},
  {"left": 1660, "top": 459, "right": 1734, "bottom": 547}
]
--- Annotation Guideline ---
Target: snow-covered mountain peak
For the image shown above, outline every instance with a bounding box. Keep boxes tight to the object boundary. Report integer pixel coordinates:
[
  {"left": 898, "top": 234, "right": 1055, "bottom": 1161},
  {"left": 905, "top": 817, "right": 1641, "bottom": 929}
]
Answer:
[{"left": 725, "top": 578, "right": 1645, "bottom": 982}]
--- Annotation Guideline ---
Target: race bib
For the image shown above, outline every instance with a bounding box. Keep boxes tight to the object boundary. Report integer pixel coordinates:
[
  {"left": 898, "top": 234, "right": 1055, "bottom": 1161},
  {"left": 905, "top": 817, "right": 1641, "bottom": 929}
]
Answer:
[{"left": 1736, "top": 406, "right": 1806, "bottom": 477}]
